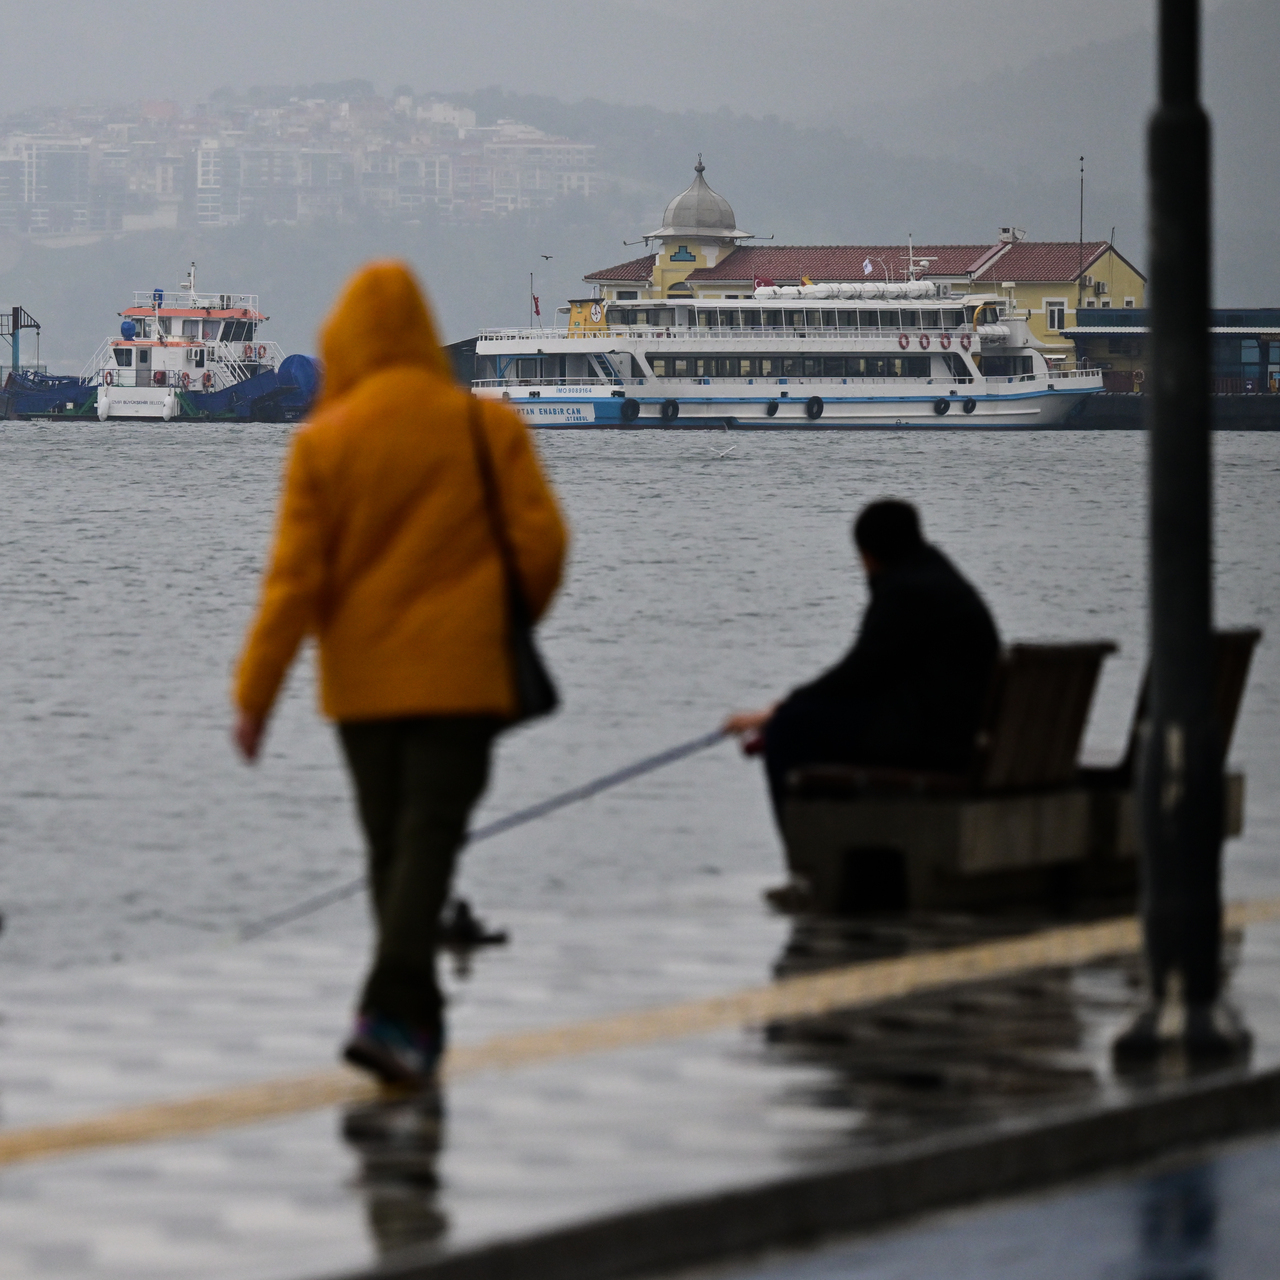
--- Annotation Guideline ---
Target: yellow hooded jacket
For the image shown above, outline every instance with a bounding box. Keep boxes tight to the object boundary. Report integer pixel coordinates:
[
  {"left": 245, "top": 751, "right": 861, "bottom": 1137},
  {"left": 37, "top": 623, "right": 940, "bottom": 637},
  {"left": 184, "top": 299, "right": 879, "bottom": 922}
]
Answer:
[{"left": 234, "top": 262, "right": 567, "bottom": 722}]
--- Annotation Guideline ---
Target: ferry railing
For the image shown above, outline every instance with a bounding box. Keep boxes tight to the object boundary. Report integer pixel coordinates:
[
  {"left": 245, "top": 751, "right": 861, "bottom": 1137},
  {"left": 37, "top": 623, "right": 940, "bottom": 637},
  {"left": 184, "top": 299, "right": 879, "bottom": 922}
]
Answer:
[
  {"left": 478, "top": 324, "right": 979, "bottom": 342},
  {"left": 131, "top": 291, "right": 260, "bottom": 313},
  {"left": 477, "top": 369, "right": 1103, "bottom": 391},
  {"left": 84, "top": 339, "right": 284, "bottom": 388}
]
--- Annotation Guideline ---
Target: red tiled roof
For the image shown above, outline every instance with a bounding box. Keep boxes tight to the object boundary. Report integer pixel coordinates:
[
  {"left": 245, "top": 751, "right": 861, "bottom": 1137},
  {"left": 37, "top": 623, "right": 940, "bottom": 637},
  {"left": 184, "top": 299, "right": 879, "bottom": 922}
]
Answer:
[
  {"left": 583, "top": 254, "right": 656, "bottom": 282},
  {"left": 973, "top": 241, "right": 1118, "bottom": 283},
  {"left": 682, "top": 244, "right": 1002, "bottom": 283}
]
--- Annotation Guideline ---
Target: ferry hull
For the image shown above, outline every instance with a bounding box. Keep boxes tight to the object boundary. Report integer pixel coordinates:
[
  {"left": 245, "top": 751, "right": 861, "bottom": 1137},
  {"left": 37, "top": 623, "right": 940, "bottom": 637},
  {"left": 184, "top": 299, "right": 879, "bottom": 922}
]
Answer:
[{"left": 476, "top": 385, "right": 1097, "bottom": 430}]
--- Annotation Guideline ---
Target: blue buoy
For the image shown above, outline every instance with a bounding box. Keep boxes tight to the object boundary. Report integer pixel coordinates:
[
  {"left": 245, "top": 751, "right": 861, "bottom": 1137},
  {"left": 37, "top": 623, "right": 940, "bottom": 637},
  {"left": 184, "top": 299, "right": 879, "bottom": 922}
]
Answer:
[{"left": 120, "top": 319, "right": 137, "bottom": 340}]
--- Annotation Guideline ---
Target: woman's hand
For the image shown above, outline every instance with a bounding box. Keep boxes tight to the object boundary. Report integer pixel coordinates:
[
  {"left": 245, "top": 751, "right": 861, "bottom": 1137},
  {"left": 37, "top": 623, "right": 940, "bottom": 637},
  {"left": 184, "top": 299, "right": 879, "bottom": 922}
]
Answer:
[{"left": 233, "top": 710, "right": 267, "bottom": 762}]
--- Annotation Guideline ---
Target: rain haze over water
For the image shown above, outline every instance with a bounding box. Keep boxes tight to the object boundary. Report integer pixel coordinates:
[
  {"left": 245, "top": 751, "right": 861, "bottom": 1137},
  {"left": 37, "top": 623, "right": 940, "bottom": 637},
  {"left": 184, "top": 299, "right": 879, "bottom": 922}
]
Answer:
[{"left": 1, "top": 426, "right": 1277, "bottom": 973}]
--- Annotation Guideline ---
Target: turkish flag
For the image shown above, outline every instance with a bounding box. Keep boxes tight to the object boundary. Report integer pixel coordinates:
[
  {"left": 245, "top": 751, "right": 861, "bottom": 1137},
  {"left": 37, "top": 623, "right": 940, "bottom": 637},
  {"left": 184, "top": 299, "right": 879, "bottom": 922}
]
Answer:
[
  {"left": 533, "top": 295, "right": 541, "bottom": 316},
  {"left": 753, "top": 276, "right": 775, "bottom": 288}
]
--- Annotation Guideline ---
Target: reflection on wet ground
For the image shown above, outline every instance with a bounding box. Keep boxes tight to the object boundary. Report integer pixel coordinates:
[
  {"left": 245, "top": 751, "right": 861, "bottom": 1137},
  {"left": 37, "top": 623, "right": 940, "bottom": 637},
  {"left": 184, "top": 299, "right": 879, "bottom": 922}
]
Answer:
[
  {"left": 694, "top": 1121, "right": 1280, "bottom": 1280},
  {"left": 341, "top": 1093, "right": 446, "bottom": 1258}
]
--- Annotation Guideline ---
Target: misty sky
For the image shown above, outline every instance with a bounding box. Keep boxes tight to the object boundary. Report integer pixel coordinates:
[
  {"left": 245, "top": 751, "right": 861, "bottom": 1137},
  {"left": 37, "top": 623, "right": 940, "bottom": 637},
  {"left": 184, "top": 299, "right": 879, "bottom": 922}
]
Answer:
[{"left": 0, "top": 0, "right": 1218, "bottom": 123}]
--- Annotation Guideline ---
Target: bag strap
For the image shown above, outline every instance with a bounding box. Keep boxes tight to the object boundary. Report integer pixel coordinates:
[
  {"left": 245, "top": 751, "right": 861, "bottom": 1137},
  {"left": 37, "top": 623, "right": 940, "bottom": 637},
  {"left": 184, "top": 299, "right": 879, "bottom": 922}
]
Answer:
[{"left": 466, "top": 396, "right": 527, "bottom": 607}]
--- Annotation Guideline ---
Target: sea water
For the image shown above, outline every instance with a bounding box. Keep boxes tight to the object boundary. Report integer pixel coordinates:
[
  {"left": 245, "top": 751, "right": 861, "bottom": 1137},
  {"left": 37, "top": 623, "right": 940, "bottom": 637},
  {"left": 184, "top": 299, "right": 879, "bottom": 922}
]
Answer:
[{"left": 0, "top": 424, "right": 1276, "bottom": 971}]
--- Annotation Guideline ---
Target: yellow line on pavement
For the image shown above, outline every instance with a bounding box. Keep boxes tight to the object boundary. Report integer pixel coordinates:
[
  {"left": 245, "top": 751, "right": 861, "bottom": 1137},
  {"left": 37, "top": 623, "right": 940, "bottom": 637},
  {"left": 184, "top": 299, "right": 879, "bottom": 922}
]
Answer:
[{"left": 2, "top": 897, "right": 1277, "bottom": 1168}]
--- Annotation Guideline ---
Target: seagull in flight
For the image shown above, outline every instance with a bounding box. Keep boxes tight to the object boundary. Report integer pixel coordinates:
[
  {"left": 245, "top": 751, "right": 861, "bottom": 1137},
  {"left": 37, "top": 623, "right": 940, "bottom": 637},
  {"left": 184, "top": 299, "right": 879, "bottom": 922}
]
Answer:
[{"left": 541, "top": 254, "right": 553, "bottom": 260}]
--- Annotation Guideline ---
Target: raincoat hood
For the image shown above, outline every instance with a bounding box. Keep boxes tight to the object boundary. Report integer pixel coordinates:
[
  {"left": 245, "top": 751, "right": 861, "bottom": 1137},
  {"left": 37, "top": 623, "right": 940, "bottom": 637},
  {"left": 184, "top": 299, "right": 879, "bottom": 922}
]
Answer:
[{"left": 314, "top": 261, "right": 452, "bottom": 411}]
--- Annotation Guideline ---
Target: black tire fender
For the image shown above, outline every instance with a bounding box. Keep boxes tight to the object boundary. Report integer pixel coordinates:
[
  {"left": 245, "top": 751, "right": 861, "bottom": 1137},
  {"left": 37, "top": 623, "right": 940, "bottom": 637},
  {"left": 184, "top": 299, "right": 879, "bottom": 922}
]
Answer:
[
  {"left": 765, "top": 400, "right": 779, "bottom": 417},
  {"left": 934, "top": 397, "right": 951, "bottom": 416},
  {"left": 962, "top": 397, "right": 977, "bottom": 415},
  {"left": 805, "top": 395, "right": 824, "bottom": 420},
  {"left": 620, "top": 397, "right": 640, "bottom": 422},
  {"left": 660, "top": 399, "right": 679, "bottom": 422}
]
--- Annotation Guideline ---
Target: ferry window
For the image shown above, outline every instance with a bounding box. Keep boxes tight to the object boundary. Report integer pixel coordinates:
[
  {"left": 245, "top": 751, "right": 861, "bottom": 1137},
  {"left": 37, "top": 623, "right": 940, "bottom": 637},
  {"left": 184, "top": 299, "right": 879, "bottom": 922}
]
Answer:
[
  {"left": 203, "top": 320, "right": 220, "bottom": 340},
  {"left": 878, "top": 310, "right": 900, "bottom": 329},
  {"left": 759, "top": 356, "right": 776, "bottom": 376},
  {"left": 516, "top": 358, "right": 539, "bottom": 379},
  {"left": 112, "top": 347, "right": 133, "bottom": 367},
  {"left": 903, "top": 356, "right": 930, "bottom": 377},
  {"left": 838, "top": 311, "right": 857, "bottom": 329},
  {"left": 858, "top": 310, "right": 878, "bottom": 328},
  {"left": 181, "top": 319, "right": 199, "bottom": 337},
  {"left": 943, "top": 309, "right": 965, "bottom": 329},
  {"left": 195, "top": 349, "right": 205, "bottom": 367},
  {"left": 821, "top": 310, "right": 837, "bottom": 328},
  {"left": 695, "top": 359, "right": 709, "bottom": 377},
  {"left": 655, "top": 309, "right": 675, "bottom": 326},
  {"left": 137, "top": 347, "right": 150, "bottom": 364},
  {"left": 650, "top": 357, "right": 668, "bottom": 376},
  {"left": 941, "top": 352, "right": 971, "bottom": 380},
  {"left": 823, "top": 358, "right": 844, "bottom": 377},
  {"left": 605, "top": 308, "right": 621, "bottom": 324},
  {"left": 742, "top": 310, "right": 762, "bottom": 328},
  {"left": 900, "top": 310, "right": 920, "bottom": 328},
  {"left": 673, "top": 357, "right": 692, "bottom": 376},
  {"left": 719, "top": 309, "right": 738, "bottom": 328},
  {"left": 761, "top": 310, "right": 782, "bottom": 328},
  {"left": 697, "top": 310, "right": 714, "bottom": 328},
  {"left": 158, "top": 317, "right": 172, "bottom": 335},
  {"left": 803, "top": 357, "right": 822, "bottom": 376},
  {"left": 781, "top": 356, "right": 804, "bottom": 376},
  {"left": 920, "top": 310, "right": 941, "bottom": 329},
  {"left": 805, "top": 310, "right": 822, "bottom": 328},
  {"left": 736, "top": 358, "right": 754, "bottom": 376}
]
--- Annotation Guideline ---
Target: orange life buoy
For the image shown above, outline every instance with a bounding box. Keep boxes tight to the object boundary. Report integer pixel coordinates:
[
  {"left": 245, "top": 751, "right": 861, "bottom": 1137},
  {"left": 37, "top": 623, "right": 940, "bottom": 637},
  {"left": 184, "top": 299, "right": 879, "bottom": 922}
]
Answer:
[
  {"left": 181, "top": 371, "right": 191, "bottom": 390},
  {"left": 960, "top": 333, "right": 972, "bottom": 351},
  {"left": 154, "top": 370, "right": 165, "bottom": 386},
  {"left": 897, "top": 333, "right": 909, "bottom": 350},
  {"left": 243, "top": 344, "right": 254, "bottom": 359},
  {"left": 202, "top": 370, "right": 213, "bottom": 390},
  {"left": 257, "top": 344, "right": 267, "bottom": 360},
  {"left": 919, "top": 333, "right": 931, "bottom": 350},
  {"left": 939, "top": 332, "right": 952, "bottom": 350},
  {"left": 103, "top": 370, "right": 113, "bottom": 386}
]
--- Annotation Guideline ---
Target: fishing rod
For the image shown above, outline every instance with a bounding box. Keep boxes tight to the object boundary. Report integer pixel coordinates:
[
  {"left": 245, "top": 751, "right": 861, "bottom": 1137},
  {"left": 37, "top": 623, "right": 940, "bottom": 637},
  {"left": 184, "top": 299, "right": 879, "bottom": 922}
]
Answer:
[{"left": 239, "top": 728, "right": 728, "bottom": 942}]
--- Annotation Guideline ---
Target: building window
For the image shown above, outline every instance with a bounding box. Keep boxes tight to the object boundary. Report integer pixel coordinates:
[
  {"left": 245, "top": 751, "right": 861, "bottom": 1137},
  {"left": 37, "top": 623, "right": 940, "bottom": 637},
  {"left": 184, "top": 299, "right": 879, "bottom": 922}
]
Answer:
[
  {"left": 1086, "top": 299, "right": 1097, "bottom": 308},
  {"left": 1046, "top": 300, "right": 1067, "bottom": 329},
  {"left": 1101, "top": 300, "right": 1112, "bottom": 308},
  {"left": 670, "top": 245, "right": 696, "bottom": 262},
  {"left": 1124, "top": 297, "right": 1136, "bottom": 308},
  {"left": 616, "top": 291, "right": 638, "bottom": 300}
]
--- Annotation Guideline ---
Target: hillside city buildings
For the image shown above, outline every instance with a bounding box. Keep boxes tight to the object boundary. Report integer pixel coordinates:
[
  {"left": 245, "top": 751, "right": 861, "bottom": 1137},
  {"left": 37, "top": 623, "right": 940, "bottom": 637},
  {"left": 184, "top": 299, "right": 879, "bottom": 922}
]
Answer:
[{"left": 0, "top": 88, "right": 596, "bottom": 237}]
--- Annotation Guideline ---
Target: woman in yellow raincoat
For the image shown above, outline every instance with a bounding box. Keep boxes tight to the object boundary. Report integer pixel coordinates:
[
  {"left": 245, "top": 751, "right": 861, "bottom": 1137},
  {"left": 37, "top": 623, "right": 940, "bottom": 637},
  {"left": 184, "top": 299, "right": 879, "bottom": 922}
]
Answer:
[{"left": 234, "top": 261, "right": 567, "bottom": 1086}]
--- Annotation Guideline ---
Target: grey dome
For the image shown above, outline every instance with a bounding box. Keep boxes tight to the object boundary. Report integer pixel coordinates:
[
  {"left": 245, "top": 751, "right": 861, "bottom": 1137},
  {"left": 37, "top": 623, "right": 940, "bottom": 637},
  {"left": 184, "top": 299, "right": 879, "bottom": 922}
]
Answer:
[{"left": 649, "top": 157, "right": 750, "bottom": 240}]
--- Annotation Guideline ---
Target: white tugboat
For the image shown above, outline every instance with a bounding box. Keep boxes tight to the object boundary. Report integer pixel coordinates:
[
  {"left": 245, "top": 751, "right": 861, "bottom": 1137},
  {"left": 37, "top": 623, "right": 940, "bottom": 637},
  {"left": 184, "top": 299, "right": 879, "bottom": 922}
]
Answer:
[
  {"left": 44, "top": 264, "right": 320, "bottom": 423},
  {"left": 472, "top": 162, "right": 1103, "bottom": 428}
]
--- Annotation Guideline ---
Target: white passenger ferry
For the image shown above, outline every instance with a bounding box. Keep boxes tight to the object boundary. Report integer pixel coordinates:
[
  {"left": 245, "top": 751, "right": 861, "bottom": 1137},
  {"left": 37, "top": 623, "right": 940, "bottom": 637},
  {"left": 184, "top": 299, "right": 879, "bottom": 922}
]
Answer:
[{"left": 473, "top": 163, "right": 1102, "bottom": 428}]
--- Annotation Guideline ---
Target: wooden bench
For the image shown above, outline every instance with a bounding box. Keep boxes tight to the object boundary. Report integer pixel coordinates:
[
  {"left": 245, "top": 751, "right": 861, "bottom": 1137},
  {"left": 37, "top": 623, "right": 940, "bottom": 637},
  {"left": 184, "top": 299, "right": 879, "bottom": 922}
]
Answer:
[
  {"left": 782, "top": 630, "right": 1260, "bottom": 915},
  {"left": 781, "top": 642, "right": 1117, "bottom": 913},
  {"left": 1079, "top": 627, "right": 1261, "bottom": 880}
]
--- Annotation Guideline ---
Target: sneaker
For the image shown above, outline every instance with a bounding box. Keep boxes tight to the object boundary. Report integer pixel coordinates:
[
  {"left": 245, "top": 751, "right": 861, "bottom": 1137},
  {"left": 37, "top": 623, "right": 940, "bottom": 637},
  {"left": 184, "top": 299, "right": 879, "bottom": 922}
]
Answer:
[{"left": 343, "top": 1014, "right": 444, "bottom": 1089}]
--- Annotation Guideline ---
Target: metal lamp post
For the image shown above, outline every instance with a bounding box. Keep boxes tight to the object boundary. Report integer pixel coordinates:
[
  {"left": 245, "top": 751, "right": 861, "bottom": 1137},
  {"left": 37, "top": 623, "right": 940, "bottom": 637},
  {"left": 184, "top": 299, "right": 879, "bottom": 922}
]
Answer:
[{"left": 1115, "top": 0, "right": 1249, "bottom": 1062}]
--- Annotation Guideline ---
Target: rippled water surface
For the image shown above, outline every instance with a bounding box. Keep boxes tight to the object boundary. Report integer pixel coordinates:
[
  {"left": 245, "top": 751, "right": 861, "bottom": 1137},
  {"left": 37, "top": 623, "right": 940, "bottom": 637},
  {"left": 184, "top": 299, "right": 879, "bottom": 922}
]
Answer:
[{"left": 1, "top": 424, "right": 1277, "bottom": 971}]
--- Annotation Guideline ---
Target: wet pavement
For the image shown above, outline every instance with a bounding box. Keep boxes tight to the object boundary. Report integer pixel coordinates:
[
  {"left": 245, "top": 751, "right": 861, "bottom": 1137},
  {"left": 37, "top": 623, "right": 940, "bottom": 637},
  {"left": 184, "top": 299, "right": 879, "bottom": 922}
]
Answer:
[
  {"left": 2, "top": 880, "right": 1280, "bottom": 1279},
  {"left": 688, "top": 1127, "right": 1280, "bottom": 1280}
]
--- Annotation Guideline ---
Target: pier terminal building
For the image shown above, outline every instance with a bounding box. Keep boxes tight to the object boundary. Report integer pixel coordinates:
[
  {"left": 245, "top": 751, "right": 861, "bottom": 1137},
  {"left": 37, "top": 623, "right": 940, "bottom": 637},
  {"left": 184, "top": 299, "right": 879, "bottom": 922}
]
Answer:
[{"left": 572, "top": 161, "right": 1146, "bottom": 364}]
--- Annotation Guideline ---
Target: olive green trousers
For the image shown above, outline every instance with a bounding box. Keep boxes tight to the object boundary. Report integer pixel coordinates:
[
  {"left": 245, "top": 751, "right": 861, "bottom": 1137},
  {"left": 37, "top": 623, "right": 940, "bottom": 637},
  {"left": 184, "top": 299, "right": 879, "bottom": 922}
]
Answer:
[{"left": 338, "top": 716, "right": 499, "bottom": 1030}]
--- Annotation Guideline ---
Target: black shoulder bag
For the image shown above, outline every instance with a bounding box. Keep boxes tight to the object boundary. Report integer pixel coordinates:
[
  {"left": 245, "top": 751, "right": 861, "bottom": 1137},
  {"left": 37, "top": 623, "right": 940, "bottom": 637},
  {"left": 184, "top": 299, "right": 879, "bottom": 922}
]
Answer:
[{"left": 467, "top": 399, "right": 559, "bottom": 724}]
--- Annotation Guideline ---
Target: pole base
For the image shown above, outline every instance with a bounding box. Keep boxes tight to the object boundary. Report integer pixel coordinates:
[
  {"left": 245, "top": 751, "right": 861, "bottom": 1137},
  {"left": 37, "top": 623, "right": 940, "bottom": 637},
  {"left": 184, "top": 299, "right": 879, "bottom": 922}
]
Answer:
[{"left": 1113, "top": 999, "right": 1252, "bottom": 1068}]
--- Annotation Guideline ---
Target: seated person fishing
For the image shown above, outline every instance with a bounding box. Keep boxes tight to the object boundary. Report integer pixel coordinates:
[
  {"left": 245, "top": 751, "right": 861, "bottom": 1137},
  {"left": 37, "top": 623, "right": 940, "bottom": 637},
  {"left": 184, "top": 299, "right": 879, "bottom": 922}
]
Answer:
[{"left": 724, "top": 499, "right": 1000, "bottom": 823}]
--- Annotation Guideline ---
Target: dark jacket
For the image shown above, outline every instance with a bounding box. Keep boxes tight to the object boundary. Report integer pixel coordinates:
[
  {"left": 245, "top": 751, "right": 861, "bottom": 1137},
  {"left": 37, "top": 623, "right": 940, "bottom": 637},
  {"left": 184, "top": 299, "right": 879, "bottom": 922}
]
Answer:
[{"left": 788, "top": 544, "right": 1000, "bottom": 772}]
